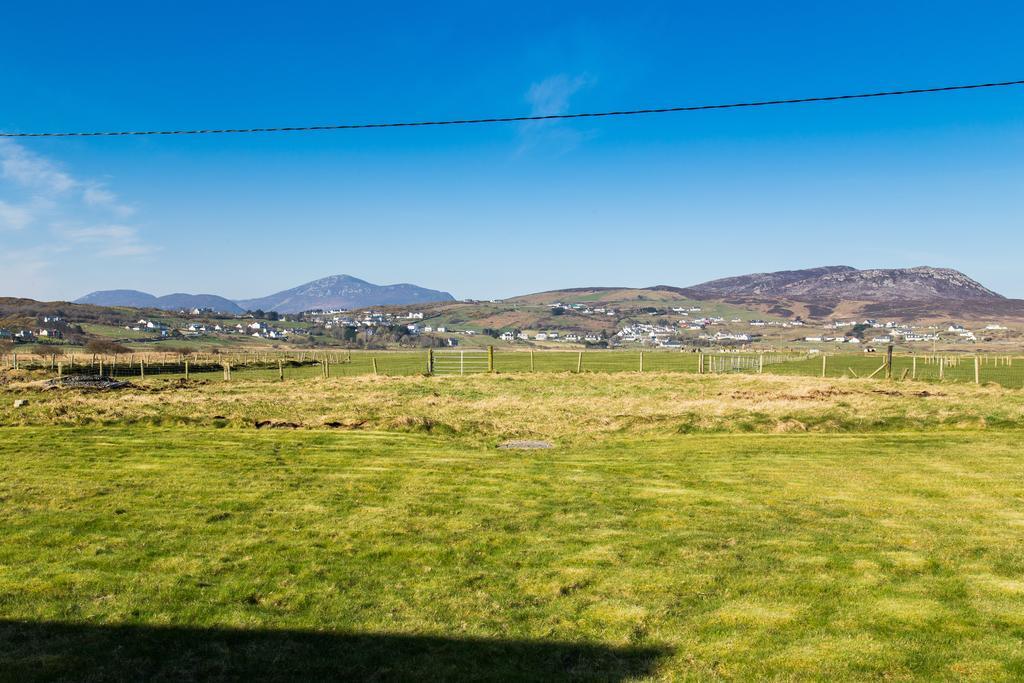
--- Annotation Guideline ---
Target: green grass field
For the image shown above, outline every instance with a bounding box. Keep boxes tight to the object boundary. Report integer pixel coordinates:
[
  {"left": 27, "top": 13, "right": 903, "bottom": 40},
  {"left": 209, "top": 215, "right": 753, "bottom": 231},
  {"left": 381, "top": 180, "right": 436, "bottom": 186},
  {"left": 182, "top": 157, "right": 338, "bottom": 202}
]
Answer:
[
  {"left": 38, "top": 348, "right": 1023, "bottom": 390},
  {"left": 3, "top": 427, "right": 1024, "bottom": 679},
  {"left": 78, "top": 323, "right": 154, "bottom": 340},
  {"left": 3, "top": 368, "right": 1024, "bottom": 679}
]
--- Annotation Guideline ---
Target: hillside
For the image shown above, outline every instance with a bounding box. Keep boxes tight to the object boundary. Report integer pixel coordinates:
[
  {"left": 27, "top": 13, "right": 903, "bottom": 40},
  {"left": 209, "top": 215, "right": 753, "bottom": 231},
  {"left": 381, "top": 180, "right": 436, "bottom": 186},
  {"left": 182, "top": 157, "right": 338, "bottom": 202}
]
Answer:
[
  {"left": 494, "top": 266, "right": 1024, "bottom": 324},
  {"left": 677, "top": 266, "right": 1003, "bottom": 303},
  {"left": 235, "top": 274, "right": 455, "bottom": 314},
  {"left": 653, "top": 266, "right": 1024, "bottom": 321},
  {"left": 0, "top": 297, "right": 144, "bottom": 337}
]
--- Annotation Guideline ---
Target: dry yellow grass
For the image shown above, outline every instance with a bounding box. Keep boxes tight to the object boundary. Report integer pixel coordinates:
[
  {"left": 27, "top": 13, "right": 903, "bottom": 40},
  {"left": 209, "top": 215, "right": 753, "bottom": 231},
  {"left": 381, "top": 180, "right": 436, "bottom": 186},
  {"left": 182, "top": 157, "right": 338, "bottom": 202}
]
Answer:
[{"left": 2, "top": 370, "right": 1022, "bottom": 442}]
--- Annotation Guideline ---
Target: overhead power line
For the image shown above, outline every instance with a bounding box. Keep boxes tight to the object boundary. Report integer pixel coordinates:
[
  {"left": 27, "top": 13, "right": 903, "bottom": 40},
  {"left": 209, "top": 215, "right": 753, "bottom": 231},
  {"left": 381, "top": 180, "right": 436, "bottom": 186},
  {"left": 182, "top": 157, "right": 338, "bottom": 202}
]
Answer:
[{"left": 2, "top": 78, "right": 1022, "bottom": 138}]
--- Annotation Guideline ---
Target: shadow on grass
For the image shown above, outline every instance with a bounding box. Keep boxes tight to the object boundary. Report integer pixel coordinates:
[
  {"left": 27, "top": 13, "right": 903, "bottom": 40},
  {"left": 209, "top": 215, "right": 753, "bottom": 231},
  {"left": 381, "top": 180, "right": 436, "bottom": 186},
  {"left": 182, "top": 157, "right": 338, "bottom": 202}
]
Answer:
[{"left": 0, "top": 620, "right": 669, "bottom": 681}]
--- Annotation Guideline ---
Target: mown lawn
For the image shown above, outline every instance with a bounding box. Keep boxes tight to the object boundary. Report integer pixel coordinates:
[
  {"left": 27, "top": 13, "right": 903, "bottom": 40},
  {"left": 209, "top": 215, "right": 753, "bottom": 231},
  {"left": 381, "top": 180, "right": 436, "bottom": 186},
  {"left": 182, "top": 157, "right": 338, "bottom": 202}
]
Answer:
[{"left": 3, "top": 427, "right": 1024, "bottom": 680}]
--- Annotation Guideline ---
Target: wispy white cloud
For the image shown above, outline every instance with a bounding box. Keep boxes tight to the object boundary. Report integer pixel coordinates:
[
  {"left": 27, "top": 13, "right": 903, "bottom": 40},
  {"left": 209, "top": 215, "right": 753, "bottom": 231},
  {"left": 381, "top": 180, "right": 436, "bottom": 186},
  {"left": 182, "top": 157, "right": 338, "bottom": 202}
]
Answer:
[
  {"left": 82, "top": 185, "right": 117, "bottom": 206},
  {"left": 0, "top": 140, "right": 155, "bottom": 284},
  {"left": 0, "top": 139, "right": 78, "bottom": 194},
  {"left": 83, "top": 183, "right": 135, "bottom": 217},
  {"left": 526, "top": 74, "right": 594, "bottom": 117},
  {"left": 60, "top": 223, "right": 157, "bottom": 257},
  {"left": 0, "top": 199, "right": 33, "bottom": 231},
  {"left": 517, "top": 73, "right": 596, "bottom": 155}
]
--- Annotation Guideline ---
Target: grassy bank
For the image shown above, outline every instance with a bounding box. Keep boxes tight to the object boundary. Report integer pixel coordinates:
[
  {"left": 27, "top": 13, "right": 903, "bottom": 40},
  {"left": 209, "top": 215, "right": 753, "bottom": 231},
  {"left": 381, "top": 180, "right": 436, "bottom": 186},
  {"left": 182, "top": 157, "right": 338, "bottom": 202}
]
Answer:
[
  {"left": 2, "top": 428, "right": 1024, "bottom": 679},
  {"left": 2, "top": 371, "right": 1022, "bottom": 442}
]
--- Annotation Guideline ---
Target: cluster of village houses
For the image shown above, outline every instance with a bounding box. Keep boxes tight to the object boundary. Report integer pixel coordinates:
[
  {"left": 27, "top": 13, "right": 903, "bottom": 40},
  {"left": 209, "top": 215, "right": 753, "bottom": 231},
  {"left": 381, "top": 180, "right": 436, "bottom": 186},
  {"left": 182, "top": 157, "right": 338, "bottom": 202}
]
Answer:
[
  {"left": 1, "top": 305, "right": 1013, "bottom": 350},
  {"left": 301, "top": 304, "right": 1010, "bottom": 350},
  {"left": 119, "top": 318, "right": 300, "bottom": 340},
  {"left": 0, "top": 316, "right": 66, "bottom": 341},
  {"left": 804, "top": 320, "right": 1009, "bottom": 345}
]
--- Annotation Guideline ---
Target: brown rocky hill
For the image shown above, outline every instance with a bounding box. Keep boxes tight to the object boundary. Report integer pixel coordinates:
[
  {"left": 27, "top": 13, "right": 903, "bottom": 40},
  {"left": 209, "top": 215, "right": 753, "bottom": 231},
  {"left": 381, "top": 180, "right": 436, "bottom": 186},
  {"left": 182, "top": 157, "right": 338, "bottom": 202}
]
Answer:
[{"left": 652, "top": 266, "right": 1023, "bottom": 321}]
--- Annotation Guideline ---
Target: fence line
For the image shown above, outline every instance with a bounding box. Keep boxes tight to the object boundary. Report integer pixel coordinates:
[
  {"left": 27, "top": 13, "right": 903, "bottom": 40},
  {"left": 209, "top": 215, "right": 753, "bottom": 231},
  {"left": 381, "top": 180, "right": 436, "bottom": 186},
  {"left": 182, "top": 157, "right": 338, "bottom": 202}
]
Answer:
[{"left": 3, "top": 348, "right": 1024, "bottom": 389}]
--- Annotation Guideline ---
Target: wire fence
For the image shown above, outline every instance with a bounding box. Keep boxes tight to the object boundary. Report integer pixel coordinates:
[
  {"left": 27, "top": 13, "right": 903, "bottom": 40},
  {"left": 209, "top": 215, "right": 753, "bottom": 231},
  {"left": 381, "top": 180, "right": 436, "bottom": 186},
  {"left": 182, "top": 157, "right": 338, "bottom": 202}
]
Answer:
[{"left": 3, "top": 349, "right": 1024, "bottom": 389}]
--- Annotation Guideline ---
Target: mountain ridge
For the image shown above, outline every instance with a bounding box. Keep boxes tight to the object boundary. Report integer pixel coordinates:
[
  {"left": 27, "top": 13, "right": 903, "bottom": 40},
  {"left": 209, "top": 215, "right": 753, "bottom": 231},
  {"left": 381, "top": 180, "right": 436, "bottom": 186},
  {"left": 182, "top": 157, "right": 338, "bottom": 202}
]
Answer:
[
  {"left": 234, "top": 274, "right": 455, "bottom": 313},
  {"left": 75, "top": 274, "right": 456, "bottom": 314},
  {"left": 75, "top": 290, "right": 244, "bottom": 314},
  {"left": 666, "top": 265, "right": 1004, "bottom": 304},
  {"left": 72, "top": 266, "right": 1015, "bottom": 320}
]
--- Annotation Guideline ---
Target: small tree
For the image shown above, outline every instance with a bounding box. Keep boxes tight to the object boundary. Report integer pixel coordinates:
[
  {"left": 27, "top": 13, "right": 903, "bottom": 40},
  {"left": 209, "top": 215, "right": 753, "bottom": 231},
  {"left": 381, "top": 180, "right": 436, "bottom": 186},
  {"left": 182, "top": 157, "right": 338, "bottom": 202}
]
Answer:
[{"left": 849, "top": 323, "right": 870, "bottom": 340}]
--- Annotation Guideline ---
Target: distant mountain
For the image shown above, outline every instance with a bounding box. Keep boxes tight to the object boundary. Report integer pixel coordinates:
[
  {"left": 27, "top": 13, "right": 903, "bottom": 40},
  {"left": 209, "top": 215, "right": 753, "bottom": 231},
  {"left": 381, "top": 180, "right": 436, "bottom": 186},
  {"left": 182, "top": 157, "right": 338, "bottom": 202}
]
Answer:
[
  {"left": 235, "top": 274, "right": 455, "bottom": 314},
  {"left": 76, "top": 275, "right": 454, "bottom": 315},
  {"left": 75, "top": 289, "right": 158, "bottom": 308},
  {"left": 670, "top": 266, "right": 1004, "bottom": 303},
  {"left": 75, "top": 290, "right": 244, "bottom": 314},
  {"left": 644, "top": 265, "right": 1019, "bottom": 320},
  {"left": 672, "top": 266, "right": 857, "bottom": 299}
]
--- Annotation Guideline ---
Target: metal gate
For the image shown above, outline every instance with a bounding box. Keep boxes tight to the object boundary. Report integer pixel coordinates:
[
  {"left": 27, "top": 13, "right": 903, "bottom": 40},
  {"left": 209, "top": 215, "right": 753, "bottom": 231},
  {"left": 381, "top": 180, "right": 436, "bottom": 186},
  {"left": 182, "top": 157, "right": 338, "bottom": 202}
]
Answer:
[{"left": 431, "top": 349, "right": 490, "bottom": 375}]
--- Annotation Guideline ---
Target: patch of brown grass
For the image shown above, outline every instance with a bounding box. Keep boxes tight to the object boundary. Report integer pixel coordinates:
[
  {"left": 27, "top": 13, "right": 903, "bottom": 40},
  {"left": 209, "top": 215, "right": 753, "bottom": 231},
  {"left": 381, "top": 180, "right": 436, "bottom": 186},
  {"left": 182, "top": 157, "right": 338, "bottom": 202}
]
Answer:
[{"left": 1, "top": 371, "right": 1022, "bottom": 442}]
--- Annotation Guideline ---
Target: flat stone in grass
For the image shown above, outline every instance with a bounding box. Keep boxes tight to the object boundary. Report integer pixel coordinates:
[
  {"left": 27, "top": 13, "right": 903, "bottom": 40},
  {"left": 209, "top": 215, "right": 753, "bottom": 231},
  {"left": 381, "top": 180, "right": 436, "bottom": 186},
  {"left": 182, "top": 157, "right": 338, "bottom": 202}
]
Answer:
[{"left": 498, "top": 440, "right": 554, "bottom": 450}]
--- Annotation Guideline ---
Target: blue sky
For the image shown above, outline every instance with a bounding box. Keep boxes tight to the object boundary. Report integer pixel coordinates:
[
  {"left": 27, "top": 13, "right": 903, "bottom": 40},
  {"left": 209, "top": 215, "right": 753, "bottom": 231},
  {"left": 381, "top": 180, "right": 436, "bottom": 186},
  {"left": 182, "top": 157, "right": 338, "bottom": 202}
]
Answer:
[{"left": 1, "top": 1, "right": 1022, "bottom": 301}]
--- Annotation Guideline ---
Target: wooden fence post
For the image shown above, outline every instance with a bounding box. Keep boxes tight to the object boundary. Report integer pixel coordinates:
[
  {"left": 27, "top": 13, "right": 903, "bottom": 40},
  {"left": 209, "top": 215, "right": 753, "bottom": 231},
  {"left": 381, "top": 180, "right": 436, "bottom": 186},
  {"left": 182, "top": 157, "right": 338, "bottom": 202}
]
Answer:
[
  {"left": 821, "top": 353, "right": 827, "bottom": 378},
  {"left": 278, "top": 358, "right": 284, "bottom": 381},
  {"left": 576, "top": 351, "right": 583, "bottom": 373},
  {"left": 639, "top": 351, "right": 644, "bottom": 373},
  {"left": 427, "top": 348, "right": 433, "bottom": 374},
  {"left": 758, "top": 353, "right": 764, "bottom": 374},
  {"left": 885, "top": 345, "right": 894, "bottom": 380},
  {"left": 912, "top": 356, "right": 917, "bottom": 380},
  {"left": 975, "top": 356, "right": 980, "bottom": 385},
  {"left": 530, "top": 350, "right": 535, "bottom": 372},
  {"left": 140, "top": 358, "right": 145, "bottom": 379},
  {"left": 372, "top": 357, "right": 378, "bottom": 376},
  {"left": 185, "top": 360, "right": 189, "bottom": 381},
  {"left": 488, "top": 345, "right": 494, "bottom": 373},
  {"left": 939, "top": 357, "right": 944, "bottom": 381}
]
